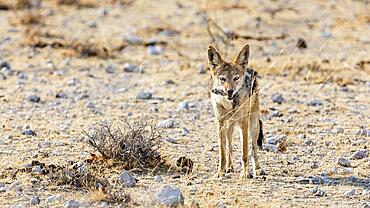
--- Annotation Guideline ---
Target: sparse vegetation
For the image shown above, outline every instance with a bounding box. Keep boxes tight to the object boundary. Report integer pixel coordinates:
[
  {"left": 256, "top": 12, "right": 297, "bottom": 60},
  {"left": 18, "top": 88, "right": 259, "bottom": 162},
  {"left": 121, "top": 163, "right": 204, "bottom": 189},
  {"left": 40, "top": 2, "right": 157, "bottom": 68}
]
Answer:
[{"left": 84, "top": 117, "right": 163, "bottom": 171}]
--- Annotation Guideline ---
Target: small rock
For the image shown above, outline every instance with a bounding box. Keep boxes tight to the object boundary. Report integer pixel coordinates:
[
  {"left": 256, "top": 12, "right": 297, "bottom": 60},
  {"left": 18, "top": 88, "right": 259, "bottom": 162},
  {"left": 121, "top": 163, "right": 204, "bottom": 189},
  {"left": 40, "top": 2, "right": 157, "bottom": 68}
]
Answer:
[
  {"left": 124, "top": 34, "right": 141, "bottom": 45},
  {"left": 309, "top": 176, "right": 323, "bottom": 184},
  {"left": 296, "top": 38, "right": 307, "bottom": 49},
  {"left": 363, "top": 203, "right": 370, "bottom": 208},
  {"left": 105, "top": 64, "right": 116, "bottom": 74},
  {"left": 269, "top": 110, "right": 282, "bottom": 118},
  {"left": 351, "top": 149, "right": 369, "bottom": 160},
  {"left": 136, "top": 92, "right": 152, "bottom": 100},
  {"left": 87, "top": 20, "right": 97, "bottom": 28},
  {"left": 157, "top": 119, "right": 175, "bottom": 128},
  {"left": 64, "top": 200, "right": 80, "bottom": 208},
  {"left": 262, "top": 144, "right": 277, "bottom": 152},
  {"left": 22, "top": 129, "right": 36, "bottom": 136},
  {"left": 154, "top": 175, "right": 162, "bottom": 182},
  {"left": 56, "top": 92, "right": 68, "bottom": 99},
  {"left": 159, "top": 29, "right": 179, "bottom": 37},
  {"left": 119, "top": 170, "right": 136, "bottom": 187},
  {"left": 177, "top": 101, "right": 189, "bottom": 110},
  {"left": 271, "top": 93, "right": 284, "bottom": 104},
  {"left": 181, "top": 128, "right": 190, "bottom": 136},
  {"left": 197, "top": 64, "right": 207, "bottom": 74},
  {"left": 46, "top": 195, "right": 63, "bottom": 203},
  {"left": 166, "top": 137, "right": 177, "bottom": 144},
  {"left": 338, "top": 156, "right": 351, "bottom": 167},
  {"left": 147, "top": 45, "right": 163, "bottom": 55},
  {"left": 266, "top": 136, "right": 278, "bottom": 145},
  {"left": 123, "top": 63, "right": 141, "bottom": 73},
  {"left": 156, "top": 185, "right": 184, "bottom": 207},
  {"left": 30, "top": 196, "right": 40, "bottom": 205},
  {"left": 32, "top": 166, "right": 42, "bottom": 173},
  {"left": 0, "top": 60, "right": 11, "bottom": 69},
  {"left": 362, "top": 189, "right": 370, "bottom": 196},
  {"left": 344, "top": 188, "right": 356, "bottom": 196},
  {"left": 335, "top": 128, "right": 345, "bottom": 134},
  {"left": 18, "top": 72, "right": 28, "bottom": 80},
  {"left": 163, "top": 79, "right": 175, "bottom": 85},
  {"left": 313, "top": 188, "right": 326, "bottom": 197},
  {"left": 27, "top": 95, "right": 41, "bottom": 103},
  {"left": 84, "top": 101, "right": 95, "bottom": 109},
  {"left": 67, "top": 78, "right": 78, "bottom": 86},
  {"left": 98, "top": 8, "right": 108, "bottom": 16},
  {"left": 355, "top": 127, "right": 369, "bottom": 136},
  {"left": 307, "top": 99, "right": 323, "bottom": 106},
  {"left": 303, "top": 140, "right": 314, "bottom": 146},
  {"left": 0, "top": 187, "right": 5, "bottom": 193}
]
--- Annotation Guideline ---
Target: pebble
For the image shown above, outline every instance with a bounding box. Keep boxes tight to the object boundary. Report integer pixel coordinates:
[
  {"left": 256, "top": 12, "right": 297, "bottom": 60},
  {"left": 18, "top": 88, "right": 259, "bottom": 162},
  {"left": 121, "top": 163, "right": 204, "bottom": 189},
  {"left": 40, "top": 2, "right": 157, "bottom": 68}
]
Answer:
[
  {"left": 119, "top": 170, "right": 136, "bottom": 187},
  {"left": 363, "top": 203, "right": 370, "bottom": 208},
  {"left": 262, "top": 144, "right": 277, "bottom": 152},
  {"left": 0, "top": 187, "right": 5, "bottom": 193},
  {"left": 303, "top": 139, "right": 314, "bottom": 146},
  {"left": 166, "top": 137, "right": 177, "bottom": 144},
  {"left": 307, "top": 99, "right": 323, "bottom": 106},
  {"left": 46, "top": 195, "right": 64, "bottom": 203},
  {"left": 0, "top": 60, "right": 10, "bottom": 69},
  {"left": 313, "top": 188, "right": 326, "bottom": 197},
  {"left": 136, "top": 92, "right": 152, "bottom": 100},
  {"left": 105, "top": 64, "right": 116, "bottom": 74},
  {"left": 30, "top": 196, "right": 40, "bottom": 205},
  {"left": 124, "top": 34, "right": 141, "bottom": 45},
  {"left": 22, "top": 129, "right": 36, "bottom": 136},
  {"left": 344, "top": 188, "right": 356, "bottom": 196},
  {"left": 198, "top": 64, "right": 207, "bottom": 74},
  {"left": 156, "top": 185, "right": 184, "bottom": 207},
  {"left": 271, "top": 93, "right": 284, "bottom": 104},
  {"left": 351, "top": 149, "right": 369, "bottom": 160},
  {"left": 147, "top": 45, "right": 163, "bottom": 55},
  {"left": 123, "top": 63, "right": 141, "bottom": 73},
  {"left": 362, "top": 189, "right": 370, "bottom": 196},
  {"left": 266, "top": 136, "right": 278, "bottom": 145},
  {"left": 177, "top": 101, "right": 189, "bottom": 110},
  {"left": 56, "top": 92, "right": 68, "bottom": 99},
  {"left": 156, "top": 119, "right": 175, "bottom": 128},
  {"left": 296, "top": 38, "right": 307, "bottom": 49},
  {"left": 181, "top": 128, "right": 190, "bottom": 136},
  {"left": 27, "top": 95, "right": 41, "bottom": 103},
  {"left": 338, "top": 156, "right": 351, "bottom": 167},
  {"left": 154, "top": 175, "right": 162, "bottom": 182},
  {"left": 64, "top": 200, "right": 80, "bottom": 208},
  {"left": 84, "top": 101, "right": 95, "bottom": 109},
  {"left": 32, "top": 166, "right": 42, "bottom": 173},
  {"left": 269, "top": 110, "right": 282, "bottom": 118},
  {"left": 355, "top": 127, "right": 369, "bottom": 136}
]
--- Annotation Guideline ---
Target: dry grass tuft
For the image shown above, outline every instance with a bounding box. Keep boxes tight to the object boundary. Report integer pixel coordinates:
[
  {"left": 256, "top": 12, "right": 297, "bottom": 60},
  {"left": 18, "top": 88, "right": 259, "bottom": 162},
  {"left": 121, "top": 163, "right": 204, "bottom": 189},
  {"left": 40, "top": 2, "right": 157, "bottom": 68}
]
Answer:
[
  {"left": 84, "top": 117, "right": 163, "bottom": 171},
  {"left": 14, "top": 0, "right": 33, "bottom": 9},
  {"left": 55, "top": 0, "right": 95, "bottom": 8},
  {"left": 10, "top": 10, "right": 44, "bottom": 25}
]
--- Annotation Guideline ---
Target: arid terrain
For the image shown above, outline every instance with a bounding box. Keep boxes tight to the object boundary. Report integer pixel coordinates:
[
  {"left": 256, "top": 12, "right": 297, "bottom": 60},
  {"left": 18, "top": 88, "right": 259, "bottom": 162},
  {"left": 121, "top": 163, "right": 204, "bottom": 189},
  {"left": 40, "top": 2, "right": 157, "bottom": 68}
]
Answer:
[{"left": 0, "top": 0, "right": 369, "bottom": 207}]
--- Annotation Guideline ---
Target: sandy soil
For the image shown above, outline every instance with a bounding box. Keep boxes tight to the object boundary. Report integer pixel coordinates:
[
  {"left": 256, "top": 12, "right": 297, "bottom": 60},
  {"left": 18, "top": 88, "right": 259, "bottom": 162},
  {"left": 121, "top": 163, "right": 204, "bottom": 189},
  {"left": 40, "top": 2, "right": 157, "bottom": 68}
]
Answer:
[{"left": 0, "top": 0, "right": 369, "bottom": 207}]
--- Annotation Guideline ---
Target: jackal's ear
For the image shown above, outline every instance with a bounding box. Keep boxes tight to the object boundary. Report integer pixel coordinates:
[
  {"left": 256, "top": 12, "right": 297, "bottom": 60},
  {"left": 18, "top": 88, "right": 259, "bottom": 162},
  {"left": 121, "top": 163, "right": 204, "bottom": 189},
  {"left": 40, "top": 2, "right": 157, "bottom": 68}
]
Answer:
[
  {"left": 207, "top": 46, "right": 222, "bottom": 69},
  {"left": 234, "top": 44, "right": 250, "bottom": 67}
]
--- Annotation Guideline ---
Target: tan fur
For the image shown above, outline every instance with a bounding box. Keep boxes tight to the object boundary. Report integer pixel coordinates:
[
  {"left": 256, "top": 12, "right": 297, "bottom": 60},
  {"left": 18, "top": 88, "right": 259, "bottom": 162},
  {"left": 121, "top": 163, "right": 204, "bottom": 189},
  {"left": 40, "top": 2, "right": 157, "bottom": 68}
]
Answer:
[{"left": 207, "top": 44, "right": 264, "bottom": 178}]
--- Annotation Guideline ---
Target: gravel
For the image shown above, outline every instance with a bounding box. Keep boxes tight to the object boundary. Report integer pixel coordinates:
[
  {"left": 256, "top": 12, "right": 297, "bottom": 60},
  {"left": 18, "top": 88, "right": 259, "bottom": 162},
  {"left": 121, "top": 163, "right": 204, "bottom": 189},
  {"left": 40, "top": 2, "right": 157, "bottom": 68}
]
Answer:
[
  {"left": 271, "top": 93, "right": 284, "bottom": 104},
  {"left": 64, "top": 200, "right": 80, "bottom": 208},
  {"left": 351, "top": 149, "right": 369, "bottom": 160},
  {"left": 136, "top": 92, "right": 152, "bottom": 100},
  {"left": 27, "top": 95, "right": 41, "bottom": 103}
]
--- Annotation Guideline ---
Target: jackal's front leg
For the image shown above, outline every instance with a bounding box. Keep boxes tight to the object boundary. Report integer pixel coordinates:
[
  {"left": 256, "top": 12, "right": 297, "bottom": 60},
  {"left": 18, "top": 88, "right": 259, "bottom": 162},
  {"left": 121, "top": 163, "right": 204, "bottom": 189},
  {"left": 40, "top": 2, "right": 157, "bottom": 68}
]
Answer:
[
  {"left": 240, "top": 121, "right": 253, "bottom": 178},
  {"left": 217, "top": 122, "right": 227, "bottom": 177}
]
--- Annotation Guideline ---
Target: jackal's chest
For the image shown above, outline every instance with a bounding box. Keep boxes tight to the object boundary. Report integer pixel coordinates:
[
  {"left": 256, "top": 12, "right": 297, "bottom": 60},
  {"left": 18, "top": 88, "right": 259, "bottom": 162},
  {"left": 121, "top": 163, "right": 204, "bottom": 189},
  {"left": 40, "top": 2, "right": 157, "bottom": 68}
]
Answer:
[{"left": 211, "top": 94, "right": 234, "bottom": 110}]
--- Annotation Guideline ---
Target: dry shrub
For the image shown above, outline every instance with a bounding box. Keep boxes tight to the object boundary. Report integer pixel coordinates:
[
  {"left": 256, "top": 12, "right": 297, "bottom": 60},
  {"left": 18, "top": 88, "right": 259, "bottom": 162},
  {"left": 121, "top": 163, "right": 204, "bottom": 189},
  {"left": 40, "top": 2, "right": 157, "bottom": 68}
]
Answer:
[
  {"left": 84, "top": 117, "right": 163, "bottom": 171},
  {"left": 10, "top": 10, "right": 44, "bottom": 25},
  {"left": 70, "top": 41, "right": 111, "bottom": 59},
  {"left": 14, "top": 0, "right": 33, "bottom": 9},
  {"left": 55, "top": 0, "right": 95, "bottom": 8}
]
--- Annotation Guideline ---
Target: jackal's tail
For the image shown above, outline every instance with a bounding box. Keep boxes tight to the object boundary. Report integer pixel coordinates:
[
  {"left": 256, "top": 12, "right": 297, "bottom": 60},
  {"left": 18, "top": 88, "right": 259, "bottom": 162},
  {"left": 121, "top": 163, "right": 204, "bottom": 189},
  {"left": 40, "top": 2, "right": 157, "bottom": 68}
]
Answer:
[{"left": 257, "top": 119, "right": 264, "bottom": 147}]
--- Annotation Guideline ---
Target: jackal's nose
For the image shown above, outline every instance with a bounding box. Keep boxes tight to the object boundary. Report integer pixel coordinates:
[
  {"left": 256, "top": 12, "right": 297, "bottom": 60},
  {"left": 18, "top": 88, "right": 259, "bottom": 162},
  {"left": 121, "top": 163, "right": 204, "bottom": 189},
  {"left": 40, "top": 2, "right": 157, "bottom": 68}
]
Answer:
[{"left": 227, "top": 89, "right": 234, "bottom": 97}]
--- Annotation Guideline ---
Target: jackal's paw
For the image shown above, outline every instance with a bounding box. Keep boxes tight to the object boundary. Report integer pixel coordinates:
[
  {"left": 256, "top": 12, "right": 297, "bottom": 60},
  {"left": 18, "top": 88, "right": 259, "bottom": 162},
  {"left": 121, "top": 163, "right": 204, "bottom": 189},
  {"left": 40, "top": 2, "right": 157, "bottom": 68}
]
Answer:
[
  {"left": 226, "top": 166, "right": 234, "bottom": 173},
  {"left": 216, "top": 171, "right": 225, "bottom": 178},
  {"left": 240, "top": 172, "right": 253, "bottom": 179}
]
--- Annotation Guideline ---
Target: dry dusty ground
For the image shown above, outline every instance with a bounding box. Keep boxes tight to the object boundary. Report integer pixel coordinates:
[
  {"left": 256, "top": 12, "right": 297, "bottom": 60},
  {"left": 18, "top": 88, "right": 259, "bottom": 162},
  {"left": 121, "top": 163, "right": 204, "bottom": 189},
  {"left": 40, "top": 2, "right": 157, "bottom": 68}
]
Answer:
[{"left": 0, "top": 0, "right": 369, "bottom": 207}]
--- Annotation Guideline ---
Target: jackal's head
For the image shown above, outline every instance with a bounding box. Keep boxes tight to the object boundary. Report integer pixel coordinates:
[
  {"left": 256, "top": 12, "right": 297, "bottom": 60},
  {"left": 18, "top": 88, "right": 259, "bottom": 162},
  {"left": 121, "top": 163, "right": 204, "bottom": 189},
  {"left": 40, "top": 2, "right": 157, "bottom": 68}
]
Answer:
[{"left": 207, "top": 44, "right": 252, "bottom": 100}]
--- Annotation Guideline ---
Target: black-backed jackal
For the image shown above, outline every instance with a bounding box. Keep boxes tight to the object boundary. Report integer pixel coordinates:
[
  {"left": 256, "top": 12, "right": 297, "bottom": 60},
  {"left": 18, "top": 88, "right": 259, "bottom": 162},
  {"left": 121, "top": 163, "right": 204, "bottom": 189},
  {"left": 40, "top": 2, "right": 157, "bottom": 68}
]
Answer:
[{"left": 207, "top": 44, "right": 265, "bottom": 178}]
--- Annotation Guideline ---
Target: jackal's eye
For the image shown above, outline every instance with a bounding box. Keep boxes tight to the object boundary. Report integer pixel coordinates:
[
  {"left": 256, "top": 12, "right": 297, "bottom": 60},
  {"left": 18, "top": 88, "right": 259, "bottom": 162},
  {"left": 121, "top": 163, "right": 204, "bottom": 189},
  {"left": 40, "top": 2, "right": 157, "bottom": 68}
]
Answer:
[
  {"left": 233, "top": 76, "right": 240, "bottom": 81},
  {"left": 219, "top": 77, "right": 226, "bottom": 82}
]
